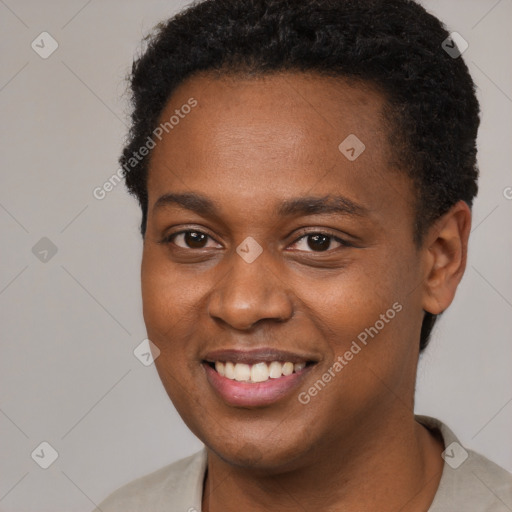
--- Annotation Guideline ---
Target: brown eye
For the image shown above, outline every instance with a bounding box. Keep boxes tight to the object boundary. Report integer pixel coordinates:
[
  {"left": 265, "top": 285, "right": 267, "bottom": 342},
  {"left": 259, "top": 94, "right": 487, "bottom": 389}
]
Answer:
[
  {"left": 166, "top": 230, "right": 216, "bottom": 249},
  {"left": 184, "top": 231, "right": 208, "bottom": 248},
  {"left": 291, "top": 232, "right": 349, "bottom": 253},
  {"left": 306, "top": 234, "right": 331, "bottom": 252}
]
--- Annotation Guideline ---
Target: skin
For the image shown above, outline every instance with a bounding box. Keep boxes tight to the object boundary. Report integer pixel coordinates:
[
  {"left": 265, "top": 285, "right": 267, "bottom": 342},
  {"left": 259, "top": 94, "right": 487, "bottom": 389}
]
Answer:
[{"left": 141, "top": 71, "right": 471, "bottom": 511}]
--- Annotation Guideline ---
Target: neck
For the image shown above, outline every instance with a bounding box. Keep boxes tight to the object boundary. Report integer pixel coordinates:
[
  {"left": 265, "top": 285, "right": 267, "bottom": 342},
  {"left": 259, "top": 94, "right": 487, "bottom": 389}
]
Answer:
[{"left": 202, "top": 409, "right": 444, "bottom": 512}]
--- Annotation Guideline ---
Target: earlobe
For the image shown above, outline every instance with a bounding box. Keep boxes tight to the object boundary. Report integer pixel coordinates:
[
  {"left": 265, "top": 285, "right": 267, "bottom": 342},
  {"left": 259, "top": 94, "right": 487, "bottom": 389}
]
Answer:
[{"left": 421, "top": 201, "right": 472, "bottom": 315}]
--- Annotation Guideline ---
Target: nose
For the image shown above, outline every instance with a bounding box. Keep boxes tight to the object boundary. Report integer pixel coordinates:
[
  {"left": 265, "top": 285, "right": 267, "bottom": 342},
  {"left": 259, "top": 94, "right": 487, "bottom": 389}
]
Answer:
[{"left": 207, "top": 249, "right": 294, "bottom": 331}]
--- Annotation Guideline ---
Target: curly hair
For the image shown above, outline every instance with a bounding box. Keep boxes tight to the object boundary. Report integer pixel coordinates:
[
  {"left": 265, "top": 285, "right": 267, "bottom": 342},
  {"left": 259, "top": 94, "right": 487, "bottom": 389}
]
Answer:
[{"left": 120, "top": 0, "right": 480, "bottom": 351}]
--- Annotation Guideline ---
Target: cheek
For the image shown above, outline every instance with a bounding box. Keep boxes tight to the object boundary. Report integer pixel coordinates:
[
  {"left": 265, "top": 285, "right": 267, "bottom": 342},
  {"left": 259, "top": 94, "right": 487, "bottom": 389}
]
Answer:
[
  {"left": 140, "top": 251, "right": 205, "bottom": 414},
  {"left": 141, "top": 248, "right": 201, "bottom": 336},
  {"left": 296, "top": 251, "right": 403, "bottom": 332},
  {"left": 301, "top": 248, "right": 419, "bottom": 377},
  {"left": 140, "top": 252, "right": 202, "bottom": 396}
]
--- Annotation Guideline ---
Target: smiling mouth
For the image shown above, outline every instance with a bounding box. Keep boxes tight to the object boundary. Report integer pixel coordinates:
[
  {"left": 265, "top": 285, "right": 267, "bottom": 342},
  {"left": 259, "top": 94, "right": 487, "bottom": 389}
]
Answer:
[
  {"left": 202, "top": 349, "right": 318, "bottom": 406},
  {"left": 204, "top": 360, "right": 316, "bottom": 383}
]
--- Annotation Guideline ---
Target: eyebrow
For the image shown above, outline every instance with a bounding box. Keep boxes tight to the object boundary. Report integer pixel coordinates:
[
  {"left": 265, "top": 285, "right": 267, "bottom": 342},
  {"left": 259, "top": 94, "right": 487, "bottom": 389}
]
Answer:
[{"left": 153, "top": 192, "right": 367, "bottom": 218}]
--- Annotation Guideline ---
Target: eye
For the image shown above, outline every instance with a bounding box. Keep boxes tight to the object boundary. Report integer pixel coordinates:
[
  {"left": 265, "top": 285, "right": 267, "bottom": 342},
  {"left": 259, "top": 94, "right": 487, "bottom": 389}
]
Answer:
[
  {"left": 161, "top": 229, "right": 351, "bottom": 253},
  {"left": 290, "top": 232, "right": 350, "bottom": 253},
  {"left": 163, "top": 230, "right": 220, "bottom": 250}
]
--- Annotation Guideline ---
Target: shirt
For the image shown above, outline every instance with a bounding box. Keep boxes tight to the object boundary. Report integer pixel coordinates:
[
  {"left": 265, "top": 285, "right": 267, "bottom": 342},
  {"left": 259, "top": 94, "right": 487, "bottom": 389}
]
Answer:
[{"left": 95, "top": 416, "right": 512, "bottom": 511}]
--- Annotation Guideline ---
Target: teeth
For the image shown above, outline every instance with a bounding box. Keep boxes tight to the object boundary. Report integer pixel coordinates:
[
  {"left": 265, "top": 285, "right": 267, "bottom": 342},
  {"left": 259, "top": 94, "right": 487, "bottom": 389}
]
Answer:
[
  {"left": 215, "top": 361, "right": 225, "bottom": 377},
  {"left": 269, "top": 361, "right": 283, "bottom": 378},
  {"left": 225, "top": 361, "right": 235, "bottom": 379},
  {"left": 294, "top": 362, "right": 305, "bottom": 372},
  {"left": 251, "top": 362, "right": 270, "bottom": 382},
  {"left": 212, "top": 360, "right": 307, "bottom": 382},
  {"left": 282, "top": 362, "right": 294, "bottom": 376},
  {"left": 234, "top": 363, "right": 251, "bottom": 381}
]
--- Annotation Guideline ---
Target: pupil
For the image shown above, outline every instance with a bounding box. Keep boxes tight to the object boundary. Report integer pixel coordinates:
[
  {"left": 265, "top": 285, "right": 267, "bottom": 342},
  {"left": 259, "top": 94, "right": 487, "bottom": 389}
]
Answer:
[
  {"left": 308, "top": 234, "right": 330, "bottom": 252},
  {"left": 182, "top": 232, "right": 332, "bottom": 251},
  {"left": 185, "top": 231, "right": 207, "bottom": 248}
]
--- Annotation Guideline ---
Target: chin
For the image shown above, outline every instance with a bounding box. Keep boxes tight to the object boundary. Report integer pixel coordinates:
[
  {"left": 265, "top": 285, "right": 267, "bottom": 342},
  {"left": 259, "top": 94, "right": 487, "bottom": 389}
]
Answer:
[{"left": 203, "top": 428, "right": 317, "bottom": 474}]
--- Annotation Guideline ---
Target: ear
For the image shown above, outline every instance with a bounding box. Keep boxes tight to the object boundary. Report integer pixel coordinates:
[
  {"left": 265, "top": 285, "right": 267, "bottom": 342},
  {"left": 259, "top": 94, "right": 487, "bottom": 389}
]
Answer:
[{"left": 421, "top": 200, "right": 472, "bottom": 315}]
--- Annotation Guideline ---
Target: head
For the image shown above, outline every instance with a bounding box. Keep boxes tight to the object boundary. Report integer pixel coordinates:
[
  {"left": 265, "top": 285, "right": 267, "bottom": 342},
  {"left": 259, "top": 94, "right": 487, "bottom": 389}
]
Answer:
[{"left": 121, "top": 0, "right": 479, "bottom": 470}]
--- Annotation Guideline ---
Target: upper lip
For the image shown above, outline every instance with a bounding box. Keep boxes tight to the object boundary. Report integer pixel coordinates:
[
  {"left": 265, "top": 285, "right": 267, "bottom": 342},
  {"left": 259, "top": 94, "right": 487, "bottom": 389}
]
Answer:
[{"left": 202, "top": 347, "right": 320, "bottom": 365}]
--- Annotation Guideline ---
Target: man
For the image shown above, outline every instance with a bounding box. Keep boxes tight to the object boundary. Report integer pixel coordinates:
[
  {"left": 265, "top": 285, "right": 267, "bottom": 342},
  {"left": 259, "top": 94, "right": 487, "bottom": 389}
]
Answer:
[{"left": 96, "top": 0, "right": 512, "bottom": 510}]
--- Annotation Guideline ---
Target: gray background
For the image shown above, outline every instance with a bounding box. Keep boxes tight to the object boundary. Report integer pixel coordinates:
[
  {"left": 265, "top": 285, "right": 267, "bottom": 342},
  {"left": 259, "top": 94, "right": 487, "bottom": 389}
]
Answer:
[{"left": 1, "top": 0, "right": 511, "bottom": 510}]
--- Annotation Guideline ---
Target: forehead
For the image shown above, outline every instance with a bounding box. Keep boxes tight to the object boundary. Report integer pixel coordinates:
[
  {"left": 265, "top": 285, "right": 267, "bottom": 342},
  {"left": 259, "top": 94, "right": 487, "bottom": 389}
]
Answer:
[
  {"left": 146, "top": 71, "right": 412, "bottom": 225},
  {"left": 151, "top": 70, "right": 388, "bottom": 164}
]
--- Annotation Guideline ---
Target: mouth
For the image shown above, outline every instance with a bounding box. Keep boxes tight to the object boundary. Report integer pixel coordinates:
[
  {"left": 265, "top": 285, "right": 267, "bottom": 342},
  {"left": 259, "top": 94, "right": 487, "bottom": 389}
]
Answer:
[
  {"left": 205, "top": 360, "right": 313, "bottom": 382},
  {"left": 202, "top": 348, "right": 318, "bottom": 407}
]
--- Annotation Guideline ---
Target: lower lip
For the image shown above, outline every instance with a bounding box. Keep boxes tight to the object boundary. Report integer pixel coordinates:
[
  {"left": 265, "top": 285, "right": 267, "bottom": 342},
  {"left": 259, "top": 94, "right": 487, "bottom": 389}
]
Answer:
[{"left": 203, "top": 363, "right": 313, "bottom": 407}]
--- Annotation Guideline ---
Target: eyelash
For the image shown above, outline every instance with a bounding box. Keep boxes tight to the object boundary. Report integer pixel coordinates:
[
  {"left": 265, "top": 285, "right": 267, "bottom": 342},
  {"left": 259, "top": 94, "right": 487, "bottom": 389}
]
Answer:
[{"left": 160, "top": 228, "right": 352, "bottom": 253}]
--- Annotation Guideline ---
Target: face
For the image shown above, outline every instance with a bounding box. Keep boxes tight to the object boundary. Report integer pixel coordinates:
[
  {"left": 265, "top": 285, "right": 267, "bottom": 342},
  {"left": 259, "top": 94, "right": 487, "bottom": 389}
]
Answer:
[{"left": 141, "top": 71, "right": 428, "bottom": 471}]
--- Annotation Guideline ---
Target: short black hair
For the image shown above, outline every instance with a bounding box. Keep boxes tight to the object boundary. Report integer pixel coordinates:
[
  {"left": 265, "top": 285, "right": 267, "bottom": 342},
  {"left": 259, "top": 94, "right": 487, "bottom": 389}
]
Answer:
[{"left": 120, "top": 0, "right": 480, "bottom": 351}]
